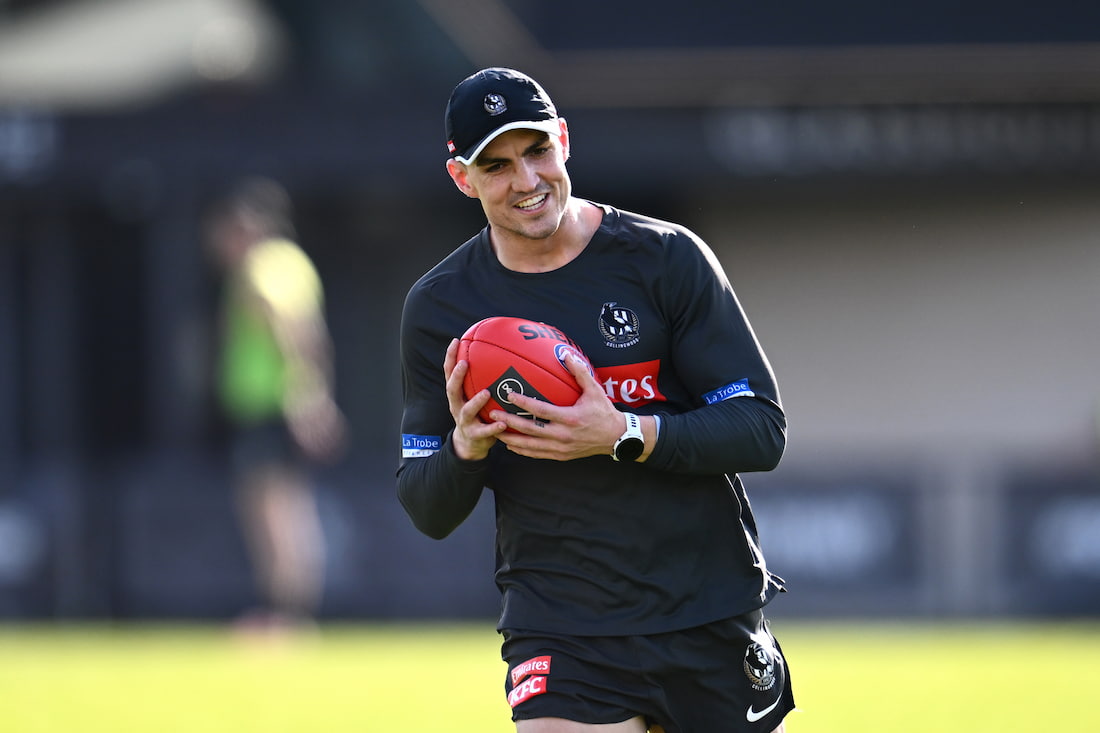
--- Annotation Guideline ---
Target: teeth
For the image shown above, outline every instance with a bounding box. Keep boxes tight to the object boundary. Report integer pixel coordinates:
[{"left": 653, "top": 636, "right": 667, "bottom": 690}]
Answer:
[{"left": 517, "top": 194, "right": 546, "bottom": 210}]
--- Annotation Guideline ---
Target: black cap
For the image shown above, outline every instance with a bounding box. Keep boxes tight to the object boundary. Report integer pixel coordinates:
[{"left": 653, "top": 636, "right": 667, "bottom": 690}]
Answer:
[{"left": 445, "top": 68, "right": 560, "bottom": 164}]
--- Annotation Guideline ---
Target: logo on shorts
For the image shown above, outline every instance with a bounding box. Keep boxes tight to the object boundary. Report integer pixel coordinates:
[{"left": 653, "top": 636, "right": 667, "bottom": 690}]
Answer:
[
  {"left": 744, "top": 637, "right": 783, "bottom": 723},
  {"left": 508, "top": 655, "right": 551, "bottom": 708},
  {"left": 744, "top": 641, "right": 777, "bottom": 691},
  {"left": 510, "top": 655, "right": 551, "bottom": 686},
  {"left": 599, "top": 302, "right": 640, "bottom": 348}
]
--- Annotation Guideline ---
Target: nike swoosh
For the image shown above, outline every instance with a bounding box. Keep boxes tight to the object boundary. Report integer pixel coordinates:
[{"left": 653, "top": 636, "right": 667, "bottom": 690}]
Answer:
[{"left": 746, "top": 695, "right": 782, "bottom": 723}]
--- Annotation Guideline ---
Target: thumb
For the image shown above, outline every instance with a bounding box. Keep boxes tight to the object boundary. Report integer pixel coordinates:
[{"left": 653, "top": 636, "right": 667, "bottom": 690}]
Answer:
[{"left": 566, "top": 353, "right": 603, "bottom": 394}]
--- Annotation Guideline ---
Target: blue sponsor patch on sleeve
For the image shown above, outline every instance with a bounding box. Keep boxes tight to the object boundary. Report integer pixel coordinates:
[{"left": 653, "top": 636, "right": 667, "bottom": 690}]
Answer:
[
  {"left": 703, "top": 378, "right": 755, "bottom": 404},
  {"left": 402, "top": 434, "right": 442, "bottom": 458}
]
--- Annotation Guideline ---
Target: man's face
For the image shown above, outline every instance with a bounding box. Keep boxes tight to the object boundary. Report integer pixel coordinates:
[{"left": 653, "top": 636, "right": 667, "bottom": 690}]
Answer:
[{"left": 448, "top": 124, "right": 572, "bottom": 245}]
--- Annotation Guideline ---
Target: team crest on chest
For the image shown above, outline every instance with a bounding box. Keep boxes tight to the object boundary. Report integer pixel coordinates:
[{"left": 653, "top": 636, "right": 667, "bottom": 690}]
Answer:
[{"left": 599, "top": 302, "right": 640, "bottom": 348}]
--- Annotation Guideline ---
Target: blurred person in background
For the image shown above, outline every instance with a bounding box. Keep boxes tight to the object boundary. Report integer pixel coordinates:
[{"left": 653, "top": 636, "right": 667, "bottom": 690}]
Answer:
[{"left": 204, "top": 176, "right": 346, "bottom": 632}]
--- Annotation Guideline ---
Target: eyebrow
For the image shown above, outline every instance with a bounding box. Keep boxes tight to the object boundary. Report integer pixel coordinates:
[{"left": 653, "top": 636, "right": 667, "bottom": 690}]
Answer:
[{"left": 475, "top": 133, "right": 551, "bottom": 168}]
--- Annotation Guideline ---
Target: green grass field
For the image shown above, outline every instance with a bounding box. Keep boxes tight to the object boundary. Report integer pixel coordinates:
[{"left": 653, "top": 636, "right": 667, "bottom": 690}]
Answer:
[{"left": 1, "top": 620, "right": 1097, "bottom": 732}]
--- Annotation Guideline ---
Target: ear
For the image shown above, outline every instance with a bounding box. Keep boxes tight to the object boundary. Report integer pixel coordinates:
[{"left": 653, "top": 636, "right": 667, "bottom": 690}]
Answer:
[
  {"left": 557, "top": 117, "right": 571, "bottom": 162},
  {"left": 446, "top": 159, "right": 478, "bottom": 198}
]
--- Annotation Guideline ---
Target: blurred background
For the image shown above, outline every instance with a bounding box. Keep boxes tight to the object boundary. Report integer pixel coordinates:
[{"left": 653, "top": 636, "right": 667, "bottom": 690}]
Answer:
[{"left": 1, "top": 0, "right": 1099, "bottom": 623}]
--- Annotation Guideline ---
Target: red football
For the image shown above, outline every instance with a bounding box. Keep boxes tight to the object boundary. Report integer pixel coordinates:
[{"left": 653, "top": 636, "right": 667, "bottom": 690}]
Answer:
[{"left": 458, "top": 316, "right": 593, "bottom": 426}]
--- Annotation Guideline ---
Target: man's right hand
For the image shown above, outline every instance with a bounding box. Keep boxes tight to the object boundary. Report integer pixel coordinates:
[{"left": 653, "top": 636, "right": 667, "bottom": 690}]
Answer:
[{"left": 444, "top": 338, "right": 506, "bottom": 461}]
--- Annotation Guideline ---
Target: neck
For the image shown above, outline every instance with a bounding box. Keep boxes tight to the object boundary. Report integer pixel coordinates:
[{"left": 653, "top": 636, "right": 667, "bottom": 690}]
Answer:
[{"left": 492, "top": 199, "right": 600, "bottom": 273}]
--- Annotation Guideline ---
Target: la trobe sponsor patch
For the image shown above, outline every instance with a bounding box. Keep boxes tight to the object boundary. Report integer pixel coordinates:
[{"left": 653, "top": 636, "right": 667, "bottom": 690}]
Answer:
[
  {"left": 704, "top": 377, "right": 755, "bottom": 404},
  {"left": 401, "top": 434, "right": 441, "bottom": 458}
]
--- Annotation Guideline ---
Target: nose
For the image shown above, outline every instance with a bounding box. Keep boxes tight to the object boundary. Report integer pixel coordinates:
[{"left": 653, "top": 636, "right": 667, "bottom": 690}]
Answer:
[{"left": 512, "top": 158, "right": 540, "bottom": 191}]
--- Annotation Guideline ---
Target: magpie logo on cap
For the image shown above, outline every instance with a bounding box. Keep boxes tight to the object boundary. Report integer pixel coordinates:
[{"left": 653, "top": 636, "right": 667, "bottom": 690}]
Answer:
[
  {"left": 445, "top": 67, "right": 562, "bottom": 165},
  {"left": 484, "top": 93, "right": 507, "bottom": 116}
]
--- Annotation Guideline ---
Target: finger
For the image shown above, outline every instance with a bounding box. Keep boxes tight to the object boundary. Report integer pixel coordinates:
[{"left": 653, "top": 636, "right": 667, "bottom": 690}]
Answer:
[
  {"left": 566, "top": 353, "right": 602, "bottom": 393},
  {"left": 446, "top": 355, "right": 469, "bottom": 406},
  {"left": 491, "top": 411, "right": 551, "bottom": 437},
  {"left": 496, "top": 426, "right": 569, "bottom": 461},
  {"left": 443, "top": 338, "right": 459, "bottom": 375},
  {"left": 504, "top": 391, "right": 558, "bottom": 419},
  {"left": 463, "top": 387, "right": 493, "bottom": 423},
  {"left": 497, "top": 395, "right": 569, "bottom": 434},
  {"left": 453, "top": 393, "right": 507, "bottom": 460}
]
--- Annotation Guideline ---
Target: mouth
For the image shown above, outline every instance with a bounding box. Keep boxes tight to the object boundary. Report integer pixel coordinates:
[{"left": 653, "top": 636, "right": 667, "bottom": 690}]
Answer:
[{"left": 515, "top": 193, "right": 548, "bottom": 211}]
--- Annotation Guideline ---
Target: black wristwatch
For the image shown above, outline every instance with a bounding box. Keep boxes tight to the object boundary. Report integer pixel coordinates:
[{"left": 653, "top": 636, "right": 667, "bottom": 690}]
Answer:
[{"left": 612, "top": 412, "right": 645, "bottom": 462}]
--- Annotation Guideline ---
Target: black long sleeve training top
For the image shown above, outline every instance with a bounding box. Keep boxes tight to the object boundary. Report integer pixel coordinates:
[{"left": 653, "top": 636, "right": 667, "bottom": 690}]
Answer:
[{"left": 398, "top": 203, "right": 786, "bottom": 636}]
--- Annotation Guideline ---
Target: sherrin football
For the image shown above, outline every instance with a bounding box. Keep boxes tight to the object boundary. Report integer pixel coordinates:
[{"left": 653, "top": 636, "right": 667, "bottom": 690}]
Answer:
[{"left": 458, "top": 316, "right": 594, "bottom": 426}]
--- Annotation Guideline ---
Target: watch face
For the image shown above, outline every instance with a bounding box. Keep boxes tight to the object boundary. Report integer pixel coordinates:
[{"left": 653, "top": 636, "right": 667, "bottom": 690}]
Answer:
[{"left": 615, "top": 437, "right": 645, "bottom": 462}]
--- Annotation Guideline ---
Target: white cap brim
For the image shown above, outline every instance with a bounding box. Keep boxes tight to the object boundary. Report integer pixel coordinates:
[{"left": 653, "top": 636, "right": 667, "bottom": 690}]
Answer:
[{"left": 453, "top": 118, "right": 563, "bottom": 165}]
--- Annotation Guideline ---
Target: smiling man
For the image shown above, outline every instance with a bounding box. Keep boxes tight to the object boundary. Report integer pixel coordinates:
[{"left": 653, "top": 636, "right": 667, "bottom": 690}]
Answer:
[{"left": 397, "top": 67, "right": 795, "bottom": 733}]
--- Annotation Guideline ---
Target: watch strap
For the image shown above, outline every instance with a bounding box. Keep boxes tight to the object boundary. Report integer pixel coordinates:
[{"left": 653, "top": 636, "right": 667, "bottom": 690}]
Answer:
[{"left": 612, "top": 412, "right": 645, "bottom": 462}]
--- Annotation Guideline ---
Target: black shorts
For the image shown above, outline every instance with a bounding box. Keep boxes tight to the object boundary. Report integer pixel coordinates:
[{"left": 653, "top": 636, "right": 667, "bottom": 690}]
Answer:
[{"left": 502, "top": 609, "right": 795, "bottom": 733}]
